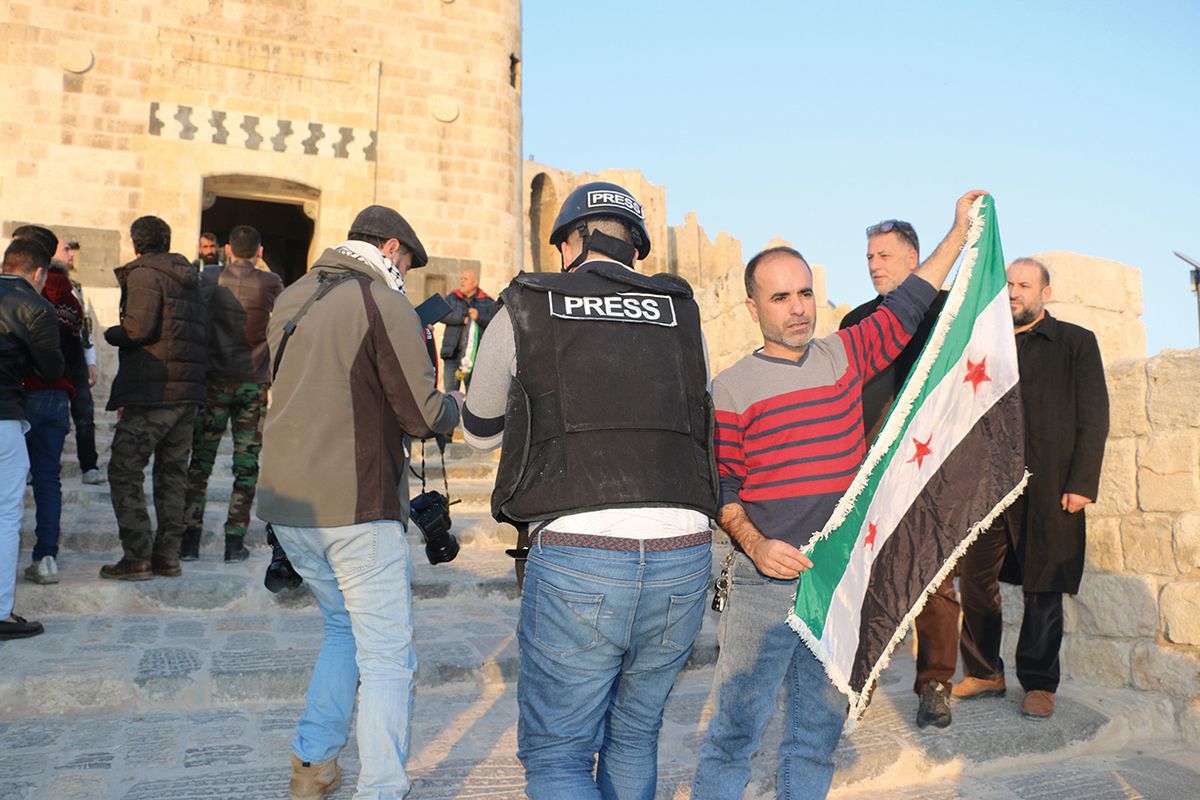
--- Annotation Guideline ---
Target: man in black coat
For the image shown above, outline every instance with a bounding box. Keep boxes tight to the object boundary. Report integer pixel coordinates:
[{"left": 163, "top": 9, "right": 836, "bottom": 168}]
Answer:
[
  {"left": 439, "top": 268, "right": 495, "bottom": 391},
  {"left": 955, "top": 257, "right": 1109, "bottom": 719},
  {"left": 0, "top": 239, "right": 64, "bottom": 639},
  {"left": 841, "top": 219, "right": 956, "bottom": 730}
]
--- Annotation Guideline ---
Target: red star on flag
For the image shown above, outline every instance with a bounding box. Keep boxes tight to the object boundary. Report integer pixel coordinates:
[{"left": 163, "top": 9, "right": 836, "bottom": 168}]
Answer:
[
  {"left": 963, "top": 356, "right": 991, "bottom": 394},
  {"left": 864, "top": 521, "right": 878, "bottom": 551},
  {"left": 907, "top": 434, "right": 933, "bottom": 469}
]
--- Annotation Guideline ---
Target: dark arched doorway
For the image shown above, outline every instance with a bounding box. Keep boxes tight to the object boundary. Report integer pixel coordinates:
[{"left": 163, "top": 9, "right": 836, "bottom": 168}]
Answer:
[
  {"left": 529, "top": 173, "right": 560, "bottom": 272},
  {"left": 200, "top": 175, "right": 319, "bottom": 285}
]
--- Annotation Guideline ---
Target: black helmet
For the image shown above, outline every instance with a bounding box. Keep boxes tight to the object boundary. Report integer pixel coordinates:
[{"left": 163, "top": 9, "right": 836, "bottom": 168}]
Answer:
[{"left": 548, "top": 181, "right": 651, "bottom": 261}]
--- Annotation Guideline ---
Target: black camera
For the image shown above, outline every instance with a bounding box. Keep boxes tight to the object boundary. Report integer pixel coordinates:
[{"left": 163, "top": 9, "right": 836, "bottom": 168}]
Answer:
[
  {"left": 264, "top": 524, "right": 304, "bottom": 593},
  {"left": 410, "top": 490, "right": 459, "bottom": 565}
]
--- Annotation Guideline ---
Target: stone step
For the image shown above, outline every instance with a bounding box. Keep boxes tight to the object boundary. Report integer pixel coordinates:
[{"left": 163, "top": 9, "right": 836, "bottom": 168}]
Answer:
[
  {"left": 23, "top": 476, "right": 499, "bottom": 514},
  {"left": 0, "top": 602, "right": 720, "bottom": 719},
  {"left": 0, "top": 649, "right": 1192, "bottom": 799},
  {"left": 12, "top": 529, "right": 530, "bottom": 616},
  {"left": 55, "top": 447, "right": 499, "bottom": 483},
  {"left": 20, "top": 507, "right": 517, "bottom": 557}
]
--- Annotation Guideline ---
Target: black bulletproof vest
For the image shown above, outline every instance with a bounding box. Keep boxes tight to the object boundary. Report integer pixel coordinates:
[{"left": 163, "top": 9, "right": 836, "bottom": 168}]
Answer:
[{"left": 492, "top": 260, "right": 718, "bottom": 524}]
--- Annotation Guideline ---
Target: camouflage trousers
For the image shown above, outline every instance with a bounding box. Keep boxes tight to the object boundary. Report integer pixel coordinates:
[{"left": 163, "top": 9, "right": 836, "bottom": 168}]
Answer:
[
  {"left": 184, "top": 382, "right": 268, "bottom": 540},
  {"left": 108, "top": 404, "right": 198, "bottom": 562}
]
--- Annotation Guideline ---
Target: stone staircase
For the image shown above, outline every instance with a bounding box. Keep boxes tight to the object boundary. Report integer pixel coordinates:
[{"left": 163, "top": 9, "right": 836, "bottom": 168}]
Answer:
[{"left": 4, "top": 412, "right": 1199, "bottom": 799}]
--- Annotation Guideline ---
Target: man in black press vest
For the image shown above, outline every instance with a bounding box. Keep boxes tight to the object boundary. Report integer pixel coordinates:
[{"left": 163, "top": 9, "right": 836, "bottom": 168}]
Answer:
[{"left": 463, "top": 182, "right": 718, "bottom": 800}]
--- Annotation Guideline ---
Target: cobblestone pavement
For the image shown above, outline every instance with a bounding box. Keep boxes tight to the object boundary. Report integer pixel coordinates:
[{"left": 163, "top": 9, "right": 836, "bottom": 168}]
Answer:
[{"left": 5, "top": 431, "right": 1200, "bottom": 798}]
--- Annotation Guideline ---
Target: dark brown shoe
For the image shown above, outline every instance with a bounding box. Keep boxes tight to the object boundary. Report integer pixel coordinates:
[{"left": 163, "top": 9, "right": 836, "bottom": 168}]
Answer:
[
  {"left": 0, "top": 613, "right": 44, "bottom": 639},
  {"left": 99, "top": 558, "right": 152, "bottom": 581},
  {"left": 151, "top": 555, "right": 182, "bottom": 577},
  {"left": 952, "top": 675, "right": 1007, "bottom": 700},
  {"left": 1022, "top": 690, "right": 1055, "bottom": 719}
]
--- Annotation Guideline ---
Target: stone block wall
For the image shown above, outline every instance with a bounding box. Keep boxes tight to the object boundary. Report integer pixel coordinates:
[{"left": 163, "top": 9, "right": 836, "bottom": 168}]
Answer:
[
  {"left": 3, "top": 0, "right": 523, "bottom": 295},
  {"left": 1005, "top": 349, "right": 1200, "bottom": 742}
]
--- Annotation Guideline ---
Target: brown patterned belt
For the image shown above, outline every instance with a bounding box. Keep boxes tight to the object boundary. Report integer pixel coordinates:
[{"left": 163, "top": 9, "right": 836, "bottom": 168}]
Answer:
[{"left": 535, "top": 529, "right": 712, "bottom": 552}]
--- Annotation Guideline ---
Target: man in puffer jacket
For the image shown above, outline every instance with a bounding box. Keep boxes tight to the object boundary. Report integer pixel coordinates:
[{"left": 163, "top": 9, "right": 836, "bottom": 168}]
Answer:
[{"left": 100, "top": 216, "right": 207, "bottom": 582}]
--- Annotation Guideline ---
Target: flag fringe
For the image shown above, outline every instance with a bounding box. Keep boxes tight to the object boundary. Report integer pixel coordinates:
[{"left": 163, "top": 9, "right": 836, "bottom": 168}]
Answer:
[
  {"left": 799, "top": 197, "right": 988, "bottom": 554},
  {"left": 788, "top": 469, "right": 1030, "bottom": 732},
  {"left": 788, "top": 196, "right": 1025, "bottom": 731}
]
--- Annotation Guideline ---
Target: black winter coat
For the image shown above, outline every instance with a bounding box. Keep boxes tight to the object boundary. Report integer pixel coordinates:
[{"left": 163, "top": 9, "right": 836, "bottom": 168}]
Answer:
[
  {"left": 0, "top": 276, "right": 64, "bottom": 421},
  {"left": 439, "top": 289, "right": 496, "bottom": 359},
  {"left": 1001, "top": 312, "right": 1109, "bottom": 594},
  {"left": 105, "top": 252, "right": 207, "bottom": 409},
  {"left": 200, "top": 259, "right": 283, "bottom": 384}
]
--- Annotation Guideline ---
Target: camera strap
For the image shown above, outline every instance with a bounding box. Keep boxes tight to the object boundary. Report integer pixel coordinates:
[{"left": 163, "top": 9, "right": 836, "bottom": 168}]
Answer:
[
  {"left": 271, "top": 269, "right": 364, "bottom": 381},
  {"left": 412, "top": 437, "right": 452, "bottom": 501}
]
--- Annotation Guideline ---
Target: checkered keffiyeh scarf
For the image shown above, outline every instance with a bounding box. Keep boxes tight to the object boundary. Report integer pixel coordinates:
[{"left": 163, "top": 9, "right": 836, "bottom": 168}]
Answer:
[{"left": 334, "top": 240, "right": 406, "bottom": 294}]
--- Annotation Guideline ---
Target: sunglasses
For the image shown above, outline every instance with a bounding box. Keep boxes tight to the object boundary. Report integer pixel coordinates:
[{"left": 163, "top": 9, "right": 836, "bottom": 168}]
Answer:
[{"left": 867, "top": 219, "right": 919, "bottom": 252}]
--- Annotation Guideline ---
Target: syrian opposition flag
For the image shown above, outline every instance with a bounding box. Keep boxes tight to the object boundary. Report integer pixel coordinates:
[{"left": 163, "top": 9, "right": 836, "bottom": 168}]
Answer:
[{"left": 788, "top": 195, "right": 1028, "bottom": 725}]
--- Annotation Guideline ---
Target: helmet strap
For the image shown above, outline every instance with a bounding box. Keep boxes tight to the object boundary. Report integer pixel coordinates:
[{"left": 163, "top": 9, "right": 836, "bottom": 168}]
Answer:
[{"left": 560, "top": 222, "right": 638, "bottom": 272}]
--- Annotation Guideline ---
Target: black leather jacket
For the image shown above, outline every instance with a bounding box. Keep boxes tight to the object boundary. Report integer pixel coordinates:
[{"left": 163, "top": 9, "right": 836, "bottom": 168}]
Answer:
[
  {"left": 0, "top": 276, "right": 64, "bottom": 421},
  {"left": 199, "top": 259, "right": 283, "bottom": 384}
]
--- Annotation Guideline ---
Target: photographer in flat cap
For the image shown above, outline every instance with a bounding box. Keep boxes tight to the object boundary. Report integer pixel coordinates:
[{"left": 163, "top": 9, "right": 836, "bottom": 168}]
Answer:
[
  {"left": 463, "top": 182, "right": 718, "bottom": 799},
  {"left": 257, "top": 204, "right": 462, "bottom": 800}
]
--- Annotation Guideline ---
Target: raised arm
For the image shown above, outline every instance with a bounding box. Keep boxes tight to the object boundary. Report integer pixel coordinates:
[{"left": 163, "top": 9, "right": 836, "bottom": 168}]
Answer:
[{"left": 914, "top": 190, "right": 989, "bottom": 291}]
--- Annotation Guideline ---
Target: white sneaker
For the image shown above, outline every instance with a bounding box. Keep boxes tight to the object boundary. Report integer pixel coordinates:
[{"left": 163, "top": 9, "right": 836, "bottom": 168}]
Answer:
[
  {"left": 81, "top": 468, "right": 104, "bottom": 485},
  {"left": 24, "top": 556, "right": 59, "bottom": 585}
]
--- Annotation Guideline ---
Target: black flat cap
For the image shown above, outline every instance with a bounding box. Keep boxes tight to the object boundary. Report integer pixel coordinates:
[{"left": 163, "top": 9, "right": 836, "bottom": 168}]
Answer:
[{"left": 348, "top": 205, "right": 428, "bottom": 268}]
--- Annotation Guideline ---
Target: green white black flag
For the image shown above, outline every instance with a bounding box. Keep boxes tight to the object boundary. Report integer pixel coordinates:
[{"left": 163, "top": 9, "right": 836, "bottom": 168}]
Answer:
[{"left": 789, "top": 195, "right": 1028, "bottom": 724}]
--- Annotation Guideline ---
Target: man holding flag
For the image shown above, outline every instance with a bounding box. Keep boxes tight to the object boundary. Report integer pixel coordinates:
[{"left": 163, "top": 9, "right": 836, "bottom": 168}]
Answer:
[{"left": 693, "top": 190, "right": 988, "bottom": 800}]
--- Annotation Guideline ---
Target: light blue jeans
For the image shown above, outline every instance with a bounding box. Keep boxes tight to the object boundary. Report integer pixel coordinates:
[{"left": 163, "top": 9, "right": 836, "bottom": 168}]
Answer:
[
  {"left": 1, "top": 420, "right": 30, "bottom": 619},
  {"left": 518, "top": 538, "right": 711, "bottom": 800},
  {"left": 273, "top": 520, "right": 416, "bottom": 800},
  {"left": 693, "top": 552, "right": 846, "bottom": 800}
]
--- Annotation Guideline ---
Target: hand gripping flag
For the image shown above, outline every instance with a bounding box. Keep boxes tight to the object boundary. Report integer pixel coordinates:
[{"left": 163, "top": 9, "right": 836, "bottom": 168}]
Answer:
[
  {"left": 788, "top": 195, "right": 1028, "bottom": 725},
  {"left": 456, "top": 319, "right": 481, "bottom": 381}
]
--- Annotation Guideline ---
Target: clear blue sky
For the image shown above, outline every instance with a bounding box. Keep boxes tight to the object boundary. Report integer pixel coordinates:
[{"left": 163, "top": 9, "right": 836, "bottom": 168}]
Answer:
[{"left": 521, "top": 1, "right": 1200, "bottom": 355}]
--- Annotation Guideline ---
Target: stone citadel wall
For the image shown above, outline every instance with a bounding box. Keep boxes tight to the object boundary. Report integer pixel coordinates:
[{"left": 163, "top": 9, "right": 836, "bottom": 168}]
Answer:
[{"left": 2, "top": 0, "right": 523, "bottom": 302}]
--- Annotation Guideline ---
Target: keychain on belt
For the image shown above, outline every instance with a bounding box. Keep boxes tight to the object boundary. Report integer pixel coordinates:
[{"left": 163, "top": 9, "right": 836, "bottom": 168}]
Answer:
[{"left": 711, "top": 551, "right": 735, "bottom": 612}]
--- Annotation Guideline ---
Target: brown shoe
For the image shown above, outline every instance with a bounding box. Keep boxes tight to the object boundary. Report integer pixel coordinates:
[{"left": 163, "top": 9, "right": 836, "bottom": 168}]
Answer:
[
  {"left": 1022, "top": 690, "right": 1055, "bottom": 719},
  {"left": 952, "top": 675, "right": 1007, "bottom": 699},
  {"left": 151, "top": 555, "right": 182, "bottom": 577},
  {"left": 290, "top": 753, "right": 341, "bottom": 800},
  {"left": 99, "top": 558, "right": 152, "bottom": 581}
]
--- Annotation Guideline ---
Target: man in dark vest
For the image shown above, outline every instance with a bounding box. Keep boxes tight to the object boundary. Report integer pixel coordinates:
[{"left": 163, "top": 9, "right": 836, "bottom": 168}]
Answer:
[
  {"left": 840, "top": 219, "right": 958, "bottom": 730},
  {"left": 182, "top": 224, "right": 282, "bottom": 562},
  {"left": 463, "top": 181, "right": 718, "bottom": 799},
  {"left": 955, "top": 257, "right": 1109, "bottom": 719}
]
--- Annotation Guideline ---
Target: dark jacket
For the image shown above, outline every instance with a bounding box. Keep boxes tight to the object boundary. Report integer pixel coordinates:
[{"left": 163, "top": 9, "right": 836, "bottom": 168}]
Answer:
[
  {"left": 105, "top": 252, "right": 207, "bottom": 409},
  {"left": 200, "top": 259, "right": 283, "bottom": 384},
  {"left": 257, "top": 246, "right": 459, "bottom": 528},
  {"left": 841, "top": 289, "right": 950, "bottom": 442},
  {"left": 25, "top": 270, "right": 81, "bottom": 397},
  {"left": 0, "top": 276, "right": 64, "bottom": 421},
  {"left": 1001, "top": 312, "right": 1109, "bottom": 594},
  {"left": 439, "top": 288, "right": 496, "bottom": 359}
]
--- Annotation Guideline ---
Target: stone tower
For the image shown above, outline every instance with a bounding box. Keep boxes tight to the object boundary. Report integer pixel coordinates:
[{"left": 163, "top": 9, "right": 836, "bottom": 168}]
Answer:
[{"left": 2, "top": 0, "right": 523, "bottom": 305}]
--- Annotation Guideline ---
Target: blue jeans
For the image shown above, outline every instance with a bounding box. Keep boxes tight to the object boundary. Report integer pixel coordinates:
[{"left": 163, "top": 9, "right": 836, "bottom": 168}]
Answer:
[
  {"left": 693, "top": 553, "right": 846, "bottom": 800},
  {"left": 25, "top": 390, "right": 70, "bottom": 561},
  {"left": 518, "top": 538, "right": 711, "bottom": 800},
  {"left": 273, "top": 520, "right": 416, "bottom": 800},
  {"left": 1, "top": 420, "right": 30, "bottom": 618}
]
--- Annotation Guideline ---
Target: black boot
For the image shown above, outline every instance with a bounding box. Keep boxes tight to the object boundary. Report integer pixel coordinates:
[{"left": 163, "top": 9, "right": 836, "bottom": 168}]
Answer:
[
  {"left": 224, "top": 535, "right": 250, "bottom": 563},
  {"left": 179, "top": 530, "right": 202, "bottom": 561}
]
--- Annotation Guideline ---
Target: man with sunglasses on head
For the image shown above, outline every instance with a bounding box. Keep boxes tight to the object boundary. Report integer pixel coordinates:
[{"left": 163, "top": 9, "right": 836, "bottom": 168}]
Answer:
[{"left": 838, "top": 218, "right": 958, "bottom": 731}]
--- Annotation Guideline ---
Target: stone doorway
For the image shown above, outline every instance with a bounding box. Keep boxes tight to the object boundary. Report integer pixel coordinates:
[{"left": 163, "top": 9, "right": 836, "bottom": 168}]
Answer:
[{"left": 200, "top": 176, "right": 319, "bottom": 285}]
